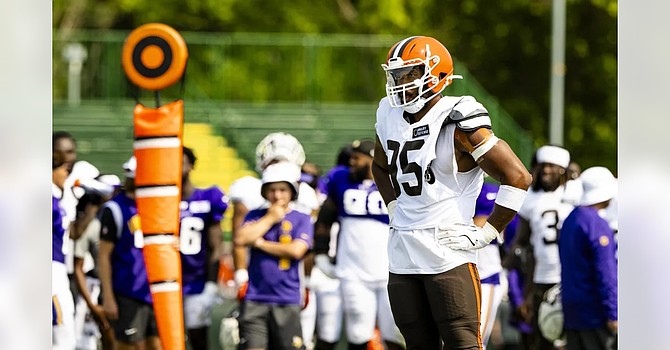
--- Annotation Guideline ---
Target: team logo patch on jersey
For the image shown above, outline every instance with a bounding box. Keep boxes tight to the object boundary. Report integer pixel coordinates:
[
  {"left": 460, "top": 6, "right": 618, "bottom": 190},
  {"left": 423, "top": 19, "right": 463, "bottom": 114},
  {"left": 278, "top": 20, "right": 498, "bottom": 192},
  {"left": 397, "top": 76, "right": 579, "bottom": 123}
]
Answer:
[
  {"left": 128, "top": 215, "right": 142, "bottom": 232},
  {"left": 282, "top": 220, "right": 293, "bottom": 233},
  {"left": 412, "top": 125, "right": 430, "bottom": 138},
  {"left": 599, "top": 235, "right": 610, "bottom": 247}
]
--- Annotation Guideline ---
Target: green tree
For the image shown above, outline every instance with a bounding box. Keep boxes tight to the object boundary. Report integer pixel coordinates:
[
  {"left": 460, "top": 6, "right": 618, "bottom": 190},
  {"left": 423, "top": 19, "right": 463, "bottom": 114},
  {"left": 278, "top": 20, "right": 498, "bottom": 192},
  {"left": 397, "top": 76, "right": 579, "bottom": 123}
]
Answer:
[{"left": 53, "top": 0, "right": 617, "bottom": 171}]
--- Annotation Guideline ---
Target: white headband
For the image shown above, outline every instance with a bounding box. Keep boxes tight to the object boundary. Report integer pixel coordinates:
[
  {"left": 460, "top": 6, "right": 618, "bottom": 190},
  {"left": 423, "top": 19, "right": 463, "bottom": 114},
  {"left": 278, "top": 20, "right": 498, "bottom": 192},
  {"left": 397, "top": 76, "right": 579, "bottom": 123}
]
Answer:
[{"left": 535, "top": 146, "right": 570, "bottom": 168}]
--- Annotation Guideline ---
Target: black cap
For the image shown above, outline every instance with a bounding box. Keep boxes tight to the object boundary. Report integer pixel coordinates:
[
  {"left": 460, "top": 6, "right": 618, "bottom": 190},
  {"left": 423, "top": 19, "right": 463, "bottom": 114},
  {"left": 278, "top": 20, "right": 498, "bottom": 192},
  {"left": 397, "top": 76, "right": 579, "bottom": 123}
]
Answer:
[{"left": 351, "top": 139, "right": 375, "bottom": 158}]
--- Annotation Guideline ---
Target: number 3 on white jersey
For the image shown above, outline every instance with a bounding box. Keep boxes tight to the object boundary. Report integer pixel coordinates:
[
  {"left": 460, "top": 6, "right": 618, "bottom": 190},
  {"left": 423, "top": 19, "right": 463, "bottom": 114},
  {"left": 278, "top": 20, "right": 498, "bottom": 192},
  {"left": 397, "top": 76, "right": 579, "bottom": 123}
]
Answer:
[{"left": 132, "top": 216, "right": 204, "bottom": 255}]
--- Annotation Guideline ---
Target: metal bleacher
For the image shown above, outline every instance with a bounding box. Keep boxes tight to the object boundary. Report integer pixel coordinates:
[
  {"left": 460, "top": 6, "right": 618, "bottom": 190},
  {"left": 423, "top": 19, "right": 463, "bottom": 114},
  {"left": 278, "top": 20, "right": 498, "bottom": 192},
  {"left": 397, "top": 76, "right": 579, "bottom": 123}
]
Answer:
[{"left": 53, "top": 100, "right": 382, "bottom": 178}]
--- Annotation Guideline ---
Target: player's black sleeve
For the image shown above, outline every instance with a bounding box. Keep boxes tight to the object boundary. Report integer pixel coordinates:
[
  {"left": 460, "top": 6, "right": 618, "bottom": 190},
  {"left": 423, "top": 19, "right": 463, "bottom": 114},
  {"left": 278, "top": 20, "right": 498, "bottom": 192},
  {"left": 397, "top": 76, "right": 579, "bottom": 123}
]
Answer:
[
  {"left": 313, "top": 198, "right": 339, "bottom": 254},
  {"left": 99, "top": 207, "right": 118, "bottom": 243}
]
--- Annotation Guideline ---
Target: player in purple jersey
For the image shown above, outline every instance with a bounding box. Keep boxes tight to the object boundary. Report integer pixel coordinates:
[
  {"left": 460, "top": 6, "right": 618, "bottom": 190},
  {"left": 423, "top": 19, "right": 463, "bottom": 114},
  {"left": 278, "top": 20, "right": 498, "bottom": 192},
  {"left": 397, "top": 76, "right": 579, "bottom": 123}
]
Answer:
[
  {"left": 233, "top": 162, "right": 313, "bottom": 350},
  {"left": 559, "top": 167, "right": 617, "bottom": 350},
  {"left": 53, "top": 152, "right": 77, "bottom": 350},
  {"left": 315, "top": 139, "right": 403, "bottom": 350},
  {"left": 98, "top": 157, "right": 161, "bottom": 350},
  {"left": 179, "top": 146, "right": 229, "bottom": 350},
  {"left": 317, "top": 144, "right": 353, "bottom": 204}
]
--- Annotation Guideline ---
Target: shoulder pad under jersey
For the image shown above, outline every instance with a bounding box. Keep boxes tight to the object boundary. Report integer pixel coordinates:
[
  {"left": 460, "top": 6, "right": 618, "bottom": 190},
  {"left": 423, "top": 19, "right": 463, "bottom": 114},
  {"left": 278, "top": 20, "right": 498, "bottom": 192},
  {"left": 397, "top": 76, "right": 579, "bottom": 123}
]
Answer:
[
  {"left": 297, "top": 182, "right": 320, "bottom": 212},
  {"left": 228, "top": 176, "right": 261, "bottom": 203},
  {"left": 446, "top": 96, "right": 492, "bottom": 132},
  {"left": 375, "top": 97, "right": 393, "bottom": 127}
]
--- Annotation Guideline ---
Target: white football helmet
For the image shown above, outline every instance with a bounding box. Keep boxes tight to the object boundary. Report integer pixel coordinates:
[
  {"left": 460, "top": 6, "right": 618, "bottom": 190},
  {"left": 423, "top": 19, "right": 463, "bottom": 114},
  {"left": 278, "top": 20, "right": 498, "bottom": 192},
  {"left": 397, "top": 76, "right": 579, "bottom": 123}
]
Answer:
[
  {"left": 255, "top": 132, "right": 306, "bottom": 172},
  {"left": 261, "top": 162, "right": 301, "bottom": 200}
]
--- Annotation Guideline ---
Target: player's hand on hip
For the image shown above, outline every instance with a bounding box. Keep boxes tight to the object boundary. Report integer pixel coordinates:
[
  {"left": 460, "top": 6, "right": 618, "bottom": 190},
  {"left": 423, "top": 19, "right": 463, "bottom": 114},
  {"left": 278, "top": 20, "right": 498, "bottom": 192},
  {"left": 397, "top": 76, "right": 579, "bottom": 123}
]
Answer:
[
  {"left": 436, "top": 222, "right": 499, "bottom": 250},
  {"left": 314, "top": 254, "right": 337, "bottom": 279},
  {"left": 103, "top": 298, "right": 119, "bottom": 321}
]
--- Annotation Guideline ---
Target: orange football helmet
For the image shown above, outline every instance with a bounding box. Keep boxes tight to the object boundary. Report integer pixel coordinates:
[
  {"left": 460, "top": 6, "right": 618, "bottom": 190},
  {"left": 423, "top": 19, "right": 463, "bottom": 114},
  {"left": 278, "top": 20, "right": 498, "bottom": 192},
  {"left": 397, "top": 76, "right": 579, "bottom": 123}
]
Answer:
[{"left": 382, "top": 36, "right": 462, "bottom": 113}]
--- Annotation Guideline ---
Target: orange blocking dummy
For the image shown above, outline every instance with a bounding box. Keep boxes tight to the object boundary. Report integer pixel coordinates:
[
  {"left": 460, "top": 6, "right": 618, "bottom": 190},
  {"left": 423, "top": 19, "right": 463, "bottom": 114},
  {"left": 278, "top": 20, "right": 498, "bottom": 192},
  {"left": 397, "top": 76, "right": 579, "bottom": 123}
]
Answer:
[{"left": 123, "top": 22, "right": 189, "bottom": 350}]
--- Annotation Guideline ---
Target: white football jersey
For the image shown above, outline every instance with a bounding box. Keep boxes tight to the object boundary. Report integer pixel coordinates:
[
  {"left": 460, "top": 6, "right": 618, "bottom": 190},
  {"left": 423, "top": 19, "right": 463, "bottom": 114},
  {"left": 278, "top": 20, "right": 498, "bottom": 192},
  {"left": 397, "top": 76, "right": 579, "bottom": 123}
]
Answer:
[
  {"left": 375, "top": 96, "right": 488, "bottom": 274},
  {"left": 228, "top": 175, "right": 319, "bottom": 215},
  {"left": 518, "top": 186, "right": 576, "bottom": 284},
  {"left": 375, "top": 96, "right": 485, "bottom": 230}
]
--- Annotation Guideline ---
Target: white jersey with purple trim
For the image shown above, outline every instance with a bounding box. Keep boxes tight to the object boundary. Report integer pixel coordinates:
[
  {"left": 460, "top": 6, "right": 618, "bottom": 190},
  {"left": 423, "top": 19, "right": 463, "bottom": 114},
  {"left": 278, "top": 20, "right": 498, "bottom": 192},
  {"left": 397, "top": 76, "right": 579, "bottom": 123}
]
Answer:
[
  {"left": 228, "top": 175, "right": 319, "bottom": 215},
  {"left": 326, "top": 168, "right": 390, "bottom": 282},
  {"left": 375, "top": 96, "right": 488, "bottom": 274},
  {"left": 518, "top": 186, "right": 576, "bottom": 284}
]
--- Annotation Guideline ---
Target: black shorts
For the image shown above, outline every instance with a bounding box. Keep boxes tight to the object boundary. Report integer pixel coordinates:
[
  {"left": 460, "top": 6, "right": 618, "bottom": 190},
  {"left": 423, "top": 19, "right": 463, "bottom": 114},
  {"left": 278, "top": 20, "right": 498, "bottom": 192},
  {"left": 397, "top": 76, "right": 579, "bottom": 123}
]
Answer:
[
  {"left": 238, "top": 301, "right": 305, "bottom": 350},
  {"left": 112, "top": 294, "right": 159, "bottom": 343},
  {"left": 388, "top": 263, "right": 483, "bottom": 350}
]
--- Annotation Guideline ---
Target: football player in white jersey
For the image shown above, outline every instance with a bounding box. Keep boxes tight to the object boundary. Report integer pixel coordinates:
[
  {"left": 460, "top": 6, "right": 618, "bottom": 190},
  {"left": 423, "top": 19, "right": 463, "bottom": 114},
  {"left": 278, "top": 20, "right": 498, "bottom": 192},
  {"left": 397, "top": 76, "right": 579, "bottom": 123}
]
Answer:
[
  {"left": 309, "top": 145, "right": 352, "bottom": 350},
  {"left": 315, "top": 139, "right": 404, "bottom": 350},
  {"left": 372, "top": 36, "right": 532, "bottom": 350},
  {"left": 509, "top": 145, "right": 577, "bottom": 350},
  {"left": 228, "top": 132, "right": 320, "bottom": 346}
]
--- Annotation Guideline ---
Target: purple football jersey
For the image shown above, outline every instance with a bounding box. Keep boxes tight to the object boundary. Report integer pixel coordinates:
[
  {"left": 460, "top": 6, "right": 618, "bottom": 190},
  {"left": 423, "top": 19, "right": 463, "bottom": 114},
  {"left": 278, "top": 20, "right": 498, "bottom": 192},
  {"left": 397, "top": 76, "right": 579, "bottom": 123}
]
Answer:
[
  {"left": 180, "top": 186, "right": 228, "bottom": 295},
  {"left": 318, "top": 165, "right": 348, "bottom": 196},
  {"left": 327, "top": 167, "right": 388, "bottom": 224},
  {"left": 244, "top": 209, "right": 313, "bottom": 305},
  {"left": 100, "top": 192, "right": 152, "bottom": 304},
  {"left": 52, "top": 195, "right": 66, "bottom": 264}
]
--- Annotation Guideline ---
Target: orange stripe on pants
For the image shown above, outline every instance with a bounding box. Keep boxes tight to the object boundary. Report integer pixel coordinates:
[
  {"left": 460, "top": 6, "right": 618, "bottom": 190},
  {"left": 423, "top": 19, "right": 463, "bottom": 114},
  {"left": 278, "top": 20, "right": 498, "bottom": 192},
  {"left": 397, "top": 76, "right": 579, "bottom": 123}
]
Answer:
[{"left": 468, "top": 263, "right": 484, "bottom": 350}]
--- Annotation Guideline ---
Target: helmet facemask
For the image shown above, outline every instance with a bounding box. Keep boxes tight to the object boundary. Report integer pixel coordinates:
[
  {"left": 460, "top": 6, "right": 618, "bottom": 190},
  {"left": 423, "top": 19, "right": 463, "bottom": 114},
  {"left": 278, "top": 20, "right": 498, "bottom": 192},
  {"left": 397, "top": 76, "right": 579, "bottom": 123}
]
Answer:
[
  {"left": 384, "top": 62, "right": 435, "bottom": 114},
  {"left": 382, "top": 42, "right": 462, "bottom": 114}
]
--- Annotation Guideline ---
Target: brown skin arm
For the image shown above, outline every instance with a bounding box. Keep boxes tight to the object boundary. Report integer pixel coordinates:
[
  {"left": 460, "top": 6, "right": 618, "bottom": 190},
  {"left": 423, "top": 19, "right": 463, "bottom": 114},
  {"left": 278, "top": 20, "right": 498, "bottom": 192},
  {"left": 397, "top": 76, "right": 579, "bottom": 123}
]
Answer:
[
  {"left": 73, "top": 257, "right": 95, "bottom": 310},
  {"left": 371, "top": 135, "right": 397, "bottom": 206},
  {"left": 207, "top": 221, "right": 223, "bottom": 282},
  {"left": 231, "top": 201, "right": 249, "bottom": 271},
  {"left": 70, "top": 203, "right": 100, "bottom": 240},
  {"left": 98, "top": 240, "right": 118, "bottom": 321},
  {"left": 454, "top": 128, "right": 532, "bottom": 238},
  {"left": 314, "top": 198, "right": 338, "bottom": 254},
  {"left": 74, "top": 257, "right": 111, "bottom": 330}
]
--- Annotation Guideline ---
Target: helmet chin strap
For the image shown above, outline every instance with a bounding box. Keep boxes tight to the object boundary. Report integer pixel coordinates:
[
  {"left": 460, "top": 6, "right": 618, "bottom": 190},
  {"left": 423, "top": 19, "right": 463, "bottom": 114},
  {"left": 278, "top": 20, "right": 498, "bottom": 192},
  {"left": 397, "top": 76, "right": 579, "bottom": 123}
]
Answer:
[
  {"left": 401, "top": 74, "right": 463, "bottom": 114},
  {"left": 403, "top": 98, "right": 426, "bottom": 114}
]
